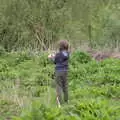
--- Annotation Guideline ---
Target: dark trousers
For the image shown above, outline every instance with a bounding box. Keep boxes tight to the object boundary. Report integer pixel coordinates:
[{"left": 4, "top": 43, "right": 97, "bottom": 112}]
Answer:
[{"left": 55, "top": 71, "right": 68, "bottom": 104}]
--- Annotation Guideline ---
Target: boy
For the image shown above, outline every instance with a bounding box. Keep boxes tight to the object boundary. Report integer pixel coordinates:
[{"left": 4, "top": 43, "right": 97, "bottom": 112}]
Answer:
[{"left": 48, "top": 40, "right": 69, "bottom": 105}]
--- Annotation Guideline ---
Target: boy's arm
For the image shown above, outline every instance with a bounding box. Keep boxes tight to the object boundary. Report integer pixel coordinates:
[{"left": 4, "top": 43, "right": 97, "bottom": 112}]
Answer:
[{"left": 54, "top": 54, "right": 57, "bottom": 64}]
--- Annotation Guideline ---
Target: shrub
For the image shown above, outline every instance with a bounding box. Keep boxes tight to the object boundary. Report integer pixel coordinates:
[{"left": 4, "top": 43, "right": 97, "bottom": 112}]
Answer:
[{"left": 70, "top": 51, "right": 92, "bottom": 65}]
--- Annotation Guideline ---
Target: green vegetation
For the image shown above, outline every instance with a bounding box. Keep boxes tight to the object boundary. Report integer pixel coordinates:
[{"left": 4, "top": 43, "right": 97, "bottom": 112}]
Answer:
[
  {"left": 0, "top": 51, "right": 120, "bottom": 120},
  {"left": 0, "top": 0, "right": 120, "bottom": 119},
  {"left": 0, "top": 0, "right": 120, "bottom": 51}
]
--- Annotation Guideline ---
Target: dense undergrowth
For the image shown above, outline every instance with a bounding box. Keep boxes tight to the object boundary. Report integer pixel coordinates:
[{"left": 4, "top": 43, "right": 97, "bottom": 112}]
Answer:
[{"left": 0, "top": 51, "right": 120, "bottom": 120}]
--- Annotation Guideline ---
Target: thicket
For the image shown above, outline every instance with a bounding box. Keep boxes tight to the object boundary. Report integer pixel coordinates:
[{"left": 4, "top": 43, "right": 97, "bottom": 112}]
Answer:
[{"left": 0, "top": 0, "right": 120, "bottom": 51}]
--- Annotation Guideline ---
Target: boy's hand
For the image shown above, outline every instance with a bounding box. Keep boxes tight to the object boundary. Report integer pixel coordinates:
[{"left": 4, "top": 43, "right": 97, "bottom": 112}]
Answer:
[{"left": 48, "top": 53, "right": 55, "bottom": 59}]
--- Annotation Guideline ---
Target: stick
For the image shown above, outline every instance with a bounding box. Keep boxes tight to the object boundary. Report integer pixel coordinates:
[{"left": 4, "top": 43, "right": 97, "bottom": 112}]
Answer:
[{"left": 57, "top": 96, "right": 61, "bottom": 108}]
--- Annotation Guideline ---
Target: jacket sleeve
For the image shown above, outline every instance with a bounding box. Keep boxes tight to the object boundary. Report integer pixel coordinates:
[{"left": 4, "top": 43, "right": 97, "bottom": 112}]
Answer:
[
  {"left": 54, "top": 54, "right": 57, "bottom": 64},
  {"left": 54, "top": 53, "right": 60, "bottom": 64}
]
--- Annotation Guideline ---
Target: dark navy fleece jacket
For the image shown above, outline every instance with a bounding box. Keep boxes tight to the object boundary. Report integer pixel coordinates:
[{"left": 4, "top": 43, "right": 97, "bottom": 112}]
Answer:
[{"left": 54, "top": 51, "right": 69, "bottom": 71}]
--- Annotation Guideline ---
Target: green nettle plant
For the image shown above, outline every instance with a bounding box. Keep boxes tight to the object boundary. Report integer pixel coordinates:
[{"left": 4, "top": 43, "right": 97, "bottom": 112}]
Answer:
[{"left": 0, "top": 51, "right": 120, "bottom": 119}]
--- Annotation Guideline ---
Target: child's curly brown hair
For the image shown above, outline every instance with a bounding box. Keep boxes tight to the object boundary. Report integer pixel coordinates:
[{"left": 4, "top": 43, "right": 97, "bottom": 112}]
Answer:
[{"left": 58, "top": 40, "right": 69, "bottom": 51}]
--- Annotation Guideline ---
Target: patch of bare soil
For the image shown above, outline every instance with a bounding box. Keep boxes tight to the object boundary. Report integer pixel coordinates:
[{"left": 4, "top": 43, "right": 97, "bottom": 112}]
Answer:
[{"left": 87, "top": 50, "right": 120, "bottom": 61}]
